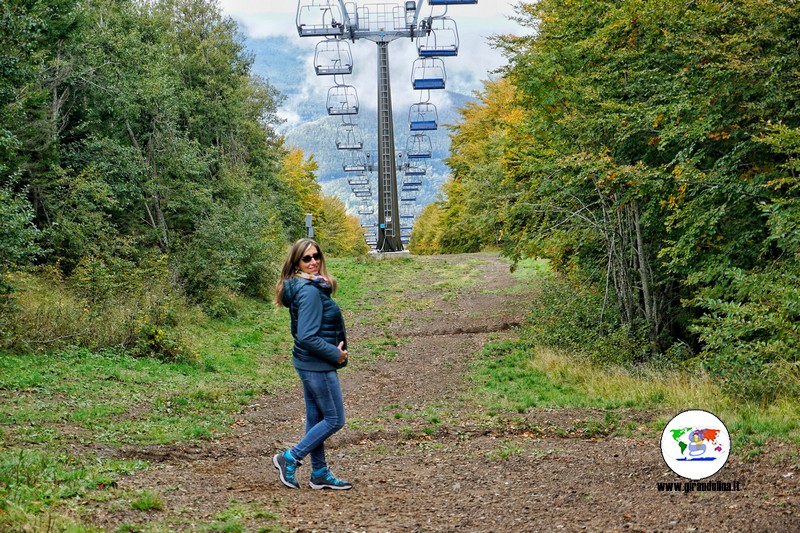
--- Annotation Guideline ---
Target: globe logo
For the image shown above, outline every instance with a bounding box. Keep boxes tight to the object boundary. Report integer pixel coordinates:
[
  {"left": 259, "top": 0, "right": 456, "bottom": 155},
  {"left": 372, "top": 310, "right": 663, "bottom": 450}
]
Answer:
[{"left": 660, "top": 409, "right": 730, "bottom": 480}]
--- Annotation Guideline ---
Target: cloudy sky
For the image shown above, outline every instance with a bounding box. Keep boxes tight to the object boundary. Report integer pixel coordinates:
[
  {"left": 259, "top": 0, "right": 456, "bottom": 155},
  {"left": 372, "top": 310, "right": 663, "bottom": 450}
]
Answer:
[{"left": 217, "top": 1, "right": 527, "bottom": 125}]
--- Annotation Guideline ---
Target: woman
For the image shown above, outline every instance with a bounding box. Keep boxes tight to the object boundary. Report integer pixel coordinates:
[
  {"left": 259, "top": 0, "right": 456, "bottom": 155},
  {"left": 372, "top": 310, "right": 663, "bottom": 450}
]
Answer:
[{"left": 273, "top": 238, "right": 352, "bottom": 490}]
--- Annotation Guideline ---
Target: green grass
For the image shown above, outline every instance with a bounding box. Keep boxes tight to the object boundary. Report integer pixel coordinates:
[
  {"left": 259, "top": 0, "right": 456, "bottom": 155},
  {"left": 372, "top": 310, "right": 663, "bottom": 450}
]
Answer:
[
  {"left": 470, "top": 338, "right": 800, "bottom": 450},
  {"left": 0, "top": 254, "right": 495, "bottom": 531},
  {"left": 0, "top": 448, "right": 146, "bottom": 531},
  {"left": 3, "top": 252, "right": 800, "bottom": 531}
]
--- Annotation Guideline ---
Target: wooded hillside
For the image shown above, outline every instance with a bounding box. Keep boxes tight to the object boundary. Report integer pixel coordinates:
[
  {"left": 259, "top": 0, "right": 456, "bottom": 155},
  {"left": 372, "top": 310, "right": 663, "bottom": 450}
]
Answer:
[
  {"left": 410, "top": 0, "right": 800, "bottom": 401},
  {"left": 0, "top": 0, "right": 366, "bottom": 355}
]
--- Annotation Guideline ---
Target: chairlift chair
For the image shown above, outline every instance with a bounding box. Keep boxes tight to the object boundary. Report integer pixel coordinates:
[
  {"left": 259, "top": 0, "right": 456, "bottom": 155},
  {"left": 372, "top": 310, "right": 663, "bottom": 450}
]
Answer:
[
  {"left": 405, "top": 163, "right": 426, "bottom": 176},
  {"left": 343, "top": 151, "right": 368, "bottom": 172},
  {"left": 406, "top": 133, "right": 432, "bottom": 158},
  {"left": 296, "top": 1, "right": 345, "bottom": 37},
  {"left": 412, "top": 58, "right": 446, "bottom": 90},
  {"left": 409, "top": 102, "right": 438, "bottom": 131},
  {"left": 336, "top": 122, "right": 364, "bottom": 150},
  {"left": 417, "top": 17, "right": 459, "bottom": 57},
  {"left": 327, "top": 85, "right": 359, "bottom": 115},
  {"left": 314, "top": 39, "right": 353, "bottom": 75},
  {"left": 348, "top": 176, "right": 369, "bottom": 186}
]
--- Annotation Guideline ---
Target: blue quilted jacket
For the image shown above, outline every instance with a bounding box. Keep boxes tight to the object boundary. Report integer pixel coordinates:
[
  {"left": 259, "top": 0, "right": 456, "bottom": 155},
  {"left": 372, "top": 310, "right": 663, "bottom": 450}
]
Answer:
[{"left": 282, "top": 277, "right": 348, "bottom": 371}]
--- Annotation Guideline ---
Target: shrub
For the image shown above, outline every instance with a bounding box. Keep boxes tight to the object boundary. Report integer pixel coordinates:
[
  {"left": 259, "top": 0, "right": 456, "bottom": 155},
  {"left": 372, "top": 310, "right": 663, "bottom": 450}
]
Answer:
[
  {"left": 691, "top": 261, "right": 800, "bottom": 402},
  {"left": 176, "top": 197, "right": 285, "bottom": 307},
  {"left": 522, "top": 272, "right": 651, "bottom": 366},
  {"left": 1, "top": 255, "right": 196, "bottom": 360}
]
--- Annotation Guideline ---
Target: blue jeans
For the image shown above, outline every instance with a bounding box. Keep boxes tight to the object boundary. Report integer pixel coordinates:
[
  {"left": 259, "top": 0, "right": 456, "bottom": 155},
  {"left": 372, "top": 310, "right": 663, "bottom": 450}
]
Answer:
[{"left": 289, "top": 369, "right": 345, "bottom": 471}]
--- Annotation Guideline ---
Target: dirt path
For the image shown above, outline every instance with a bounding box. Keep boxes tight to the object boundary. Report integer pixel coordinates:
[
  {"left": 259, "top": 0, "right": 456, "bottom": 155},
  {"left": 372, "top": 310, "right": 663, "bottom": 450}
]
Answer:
[{"left": 96, "top": 253, "right": 798, "bottom": 532}]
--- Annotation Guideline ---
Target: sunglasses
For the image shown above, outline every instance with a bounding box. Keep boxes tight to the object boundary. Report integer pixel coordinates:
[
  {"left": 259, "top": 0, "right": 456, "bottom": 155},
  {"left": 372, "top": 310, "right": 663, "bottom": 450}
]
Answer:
[{"left": 300, "top": 252, "right": 321, "bottom": 263}]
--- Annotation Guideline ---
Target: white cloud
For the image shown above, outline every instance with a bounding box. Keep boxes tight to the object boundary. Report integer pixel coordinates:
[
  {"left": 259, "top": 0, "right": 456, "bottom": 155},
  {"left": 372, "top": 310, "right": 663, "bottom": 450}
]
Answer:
[{"left": 220, "top": 1, "right": 528, "bottom": 126}]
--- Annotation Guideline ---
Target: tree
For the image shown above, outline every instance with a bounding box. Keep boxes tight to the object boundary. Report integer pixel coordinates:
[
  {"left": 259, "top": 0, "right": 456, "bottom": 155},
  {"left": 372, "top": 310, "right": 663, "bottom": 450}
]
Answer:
[{"left": 315, "top": 195, "right": 369, "bottom": 257}]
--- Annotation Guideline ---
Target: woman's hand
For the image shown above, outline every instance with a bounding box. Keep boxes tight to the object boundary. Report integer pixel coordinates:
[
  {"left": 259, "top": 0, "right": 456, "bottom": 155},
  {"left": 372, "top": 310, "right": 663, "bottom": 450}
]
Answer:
[{"left": 337, "top": 341, "right": 348, "bottom": 364}]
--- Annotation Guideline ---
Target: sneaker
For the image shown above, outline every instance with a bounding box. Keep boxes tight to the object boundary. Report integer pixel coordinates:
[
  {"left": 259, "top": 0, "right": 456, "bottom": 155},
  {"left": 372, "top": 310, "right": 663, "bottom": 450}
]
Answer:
[
  {"left": 273, "top": 450, "right": 301, "bottom": 489},
  {"left": 309, "top": 467, "right": 352, "bottom": 490}
]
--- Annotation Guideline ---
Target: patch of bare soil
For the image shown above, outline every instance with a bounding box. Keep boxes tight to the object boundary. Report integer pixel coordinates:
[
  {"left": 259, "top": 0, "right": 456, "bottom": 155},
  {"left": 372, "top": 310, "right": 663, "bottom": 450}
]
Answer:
[{"left": 94, "top": 253, "right": 798, "bottom": 532}]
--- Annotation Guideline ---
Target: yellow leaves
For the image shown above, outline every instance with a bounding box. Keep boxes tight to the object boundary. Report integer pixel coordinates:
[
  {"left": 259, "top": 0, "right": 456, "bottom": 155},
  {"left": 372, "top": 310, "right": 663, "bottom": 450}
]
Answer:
[
  {"left": 280, "top": 147, "right": 322, "bottom": 216},
  {"left": 707, "top": 131, "right": 731, "bottom": 141},
  {"left": 765, "top": 177, "right": 797, "bottom": 191}
]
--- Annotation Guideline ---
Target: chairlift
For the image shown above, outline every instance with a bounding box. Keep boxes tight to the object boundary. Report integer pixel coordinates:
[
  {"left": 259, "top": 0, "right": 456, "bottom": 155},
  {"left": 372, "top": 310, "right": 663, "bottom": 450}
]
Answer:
[
  {"left": 358, "top": 205, "right": 375, "bottom": 215},
  {"left": 409, "top": 102, "right": 438, "bottom": 131},
  {"left": 406, "top": 133, "right": 432, "bottom": 159},
  {"left": 343, "top": 150, "right": 368, "bottom": 172},
  {"left": 296, "top": 1, "right": 345, "bottom": 37},
  {"left": 417, "top": 17, "right": 459, "bottom": 57},
  {"left": 314, "top": 39, "right": 353, "bottom": 75},
  {"left": 412, "top": 58, "right": 446, "bottom": 90},
  {"left": 353, "top": 190, "right": 372, "bottom": 198},
  {"left": 336, "top": 122, "right": 364, "bottom": 150},
  {"left": 348, "top": 176, "right": 369, "bottom": 186},
  {"left": 400, "top": 196, "right": 416, "bottom": 202},
  {"left": 405, "top": 163, "right": 426, "bottom": 176},
  {"left": 327, "top": 85, "right": 359, "bottom": 115}
]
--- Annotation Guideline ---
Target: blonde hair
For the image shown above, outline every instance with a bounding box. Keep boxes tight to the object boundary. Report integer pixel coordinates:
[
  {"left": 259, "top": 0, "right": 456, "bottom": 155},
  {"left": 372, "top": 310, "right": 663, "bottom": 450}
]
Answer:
[{"left": 274, "top": 238, "right": 337, "bottom": 307}]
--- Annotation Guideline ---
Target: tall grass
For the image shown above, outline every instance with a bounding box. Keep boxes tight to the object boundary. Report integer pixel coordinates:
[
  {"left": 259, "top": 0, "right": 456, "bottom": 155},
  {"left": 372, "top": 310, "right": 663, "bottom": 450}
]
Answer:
[
  {"left": 2, "top": 260, "right": 198, "bottom": 361},
  {"left": 473, "top": 256, "right": 800, "bottom": 450}
]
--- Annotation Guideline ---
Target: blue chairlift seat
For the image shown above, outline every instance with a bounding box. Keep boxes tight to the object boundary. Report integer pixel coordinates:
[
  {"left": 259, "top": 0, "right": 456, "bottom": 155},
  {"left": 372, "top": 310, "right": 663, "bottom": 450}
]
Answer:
[
  {"left": 417, "top": 17, "right": 459, "bottom": 58},
  {"left": 413, "top": 78, "right": 445, "bottom": 90},
  {"left": 409, "top": 103, "right": 438, "bottom": 131},
  {"left": 412, "top": 58, "right": 446, "bottom": 90},
  {"left": 419, "top": 48, "right": 457, "bottom": 57},
  {"left": 410, "top": 120, "right": 437, "bottom": 131}
]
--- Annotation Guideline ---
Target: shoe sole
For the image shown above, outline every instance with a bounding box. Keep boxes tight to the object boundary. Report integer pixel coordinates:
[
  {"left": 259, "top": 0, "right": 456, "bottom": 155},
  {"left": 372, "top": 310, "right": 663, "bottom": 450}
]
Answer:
[
  {"left": 273, "top": 454, "right": 300, "bottom": 489},
  {"left": 309, "top": 481, "right": 352, "bottom": 490}
]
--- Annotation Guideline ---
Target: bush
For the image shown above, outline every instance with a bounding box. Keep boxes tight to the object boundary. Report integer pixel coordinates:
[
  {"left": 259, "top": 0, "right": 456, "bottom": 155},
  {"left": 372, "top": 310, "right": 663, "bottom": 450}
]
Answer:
[
  {"left": 176, "top": 197, "right": 285, "bottom": 308},
  {"left": 522, "top": 272, "right": 651, "bottom": 367},
  {"left": 691, "top": 261, "right": 800, "bottom": 402},
  {"left": 1, "top": 255, "right": 196, "bottom": 360}
]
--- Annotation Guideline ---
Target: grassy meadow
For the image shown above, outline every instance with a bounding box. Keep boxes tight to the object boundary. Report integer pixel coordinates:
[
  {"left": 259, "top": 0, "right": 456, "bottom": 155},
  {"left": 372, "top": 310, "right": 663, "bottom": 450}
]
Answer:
[{"left": 1, "top": 253, "right": 798, "bottom": 531}]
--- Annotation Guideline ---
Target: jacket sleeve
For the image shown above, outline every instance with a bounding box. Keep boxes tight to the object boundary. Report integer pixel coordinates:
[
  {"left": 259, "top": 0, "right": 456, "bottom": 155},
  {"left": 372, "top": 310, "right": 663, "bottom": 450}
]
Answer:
[{"left": 295, "top": 285, "right": 342, "bottom": 364}]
